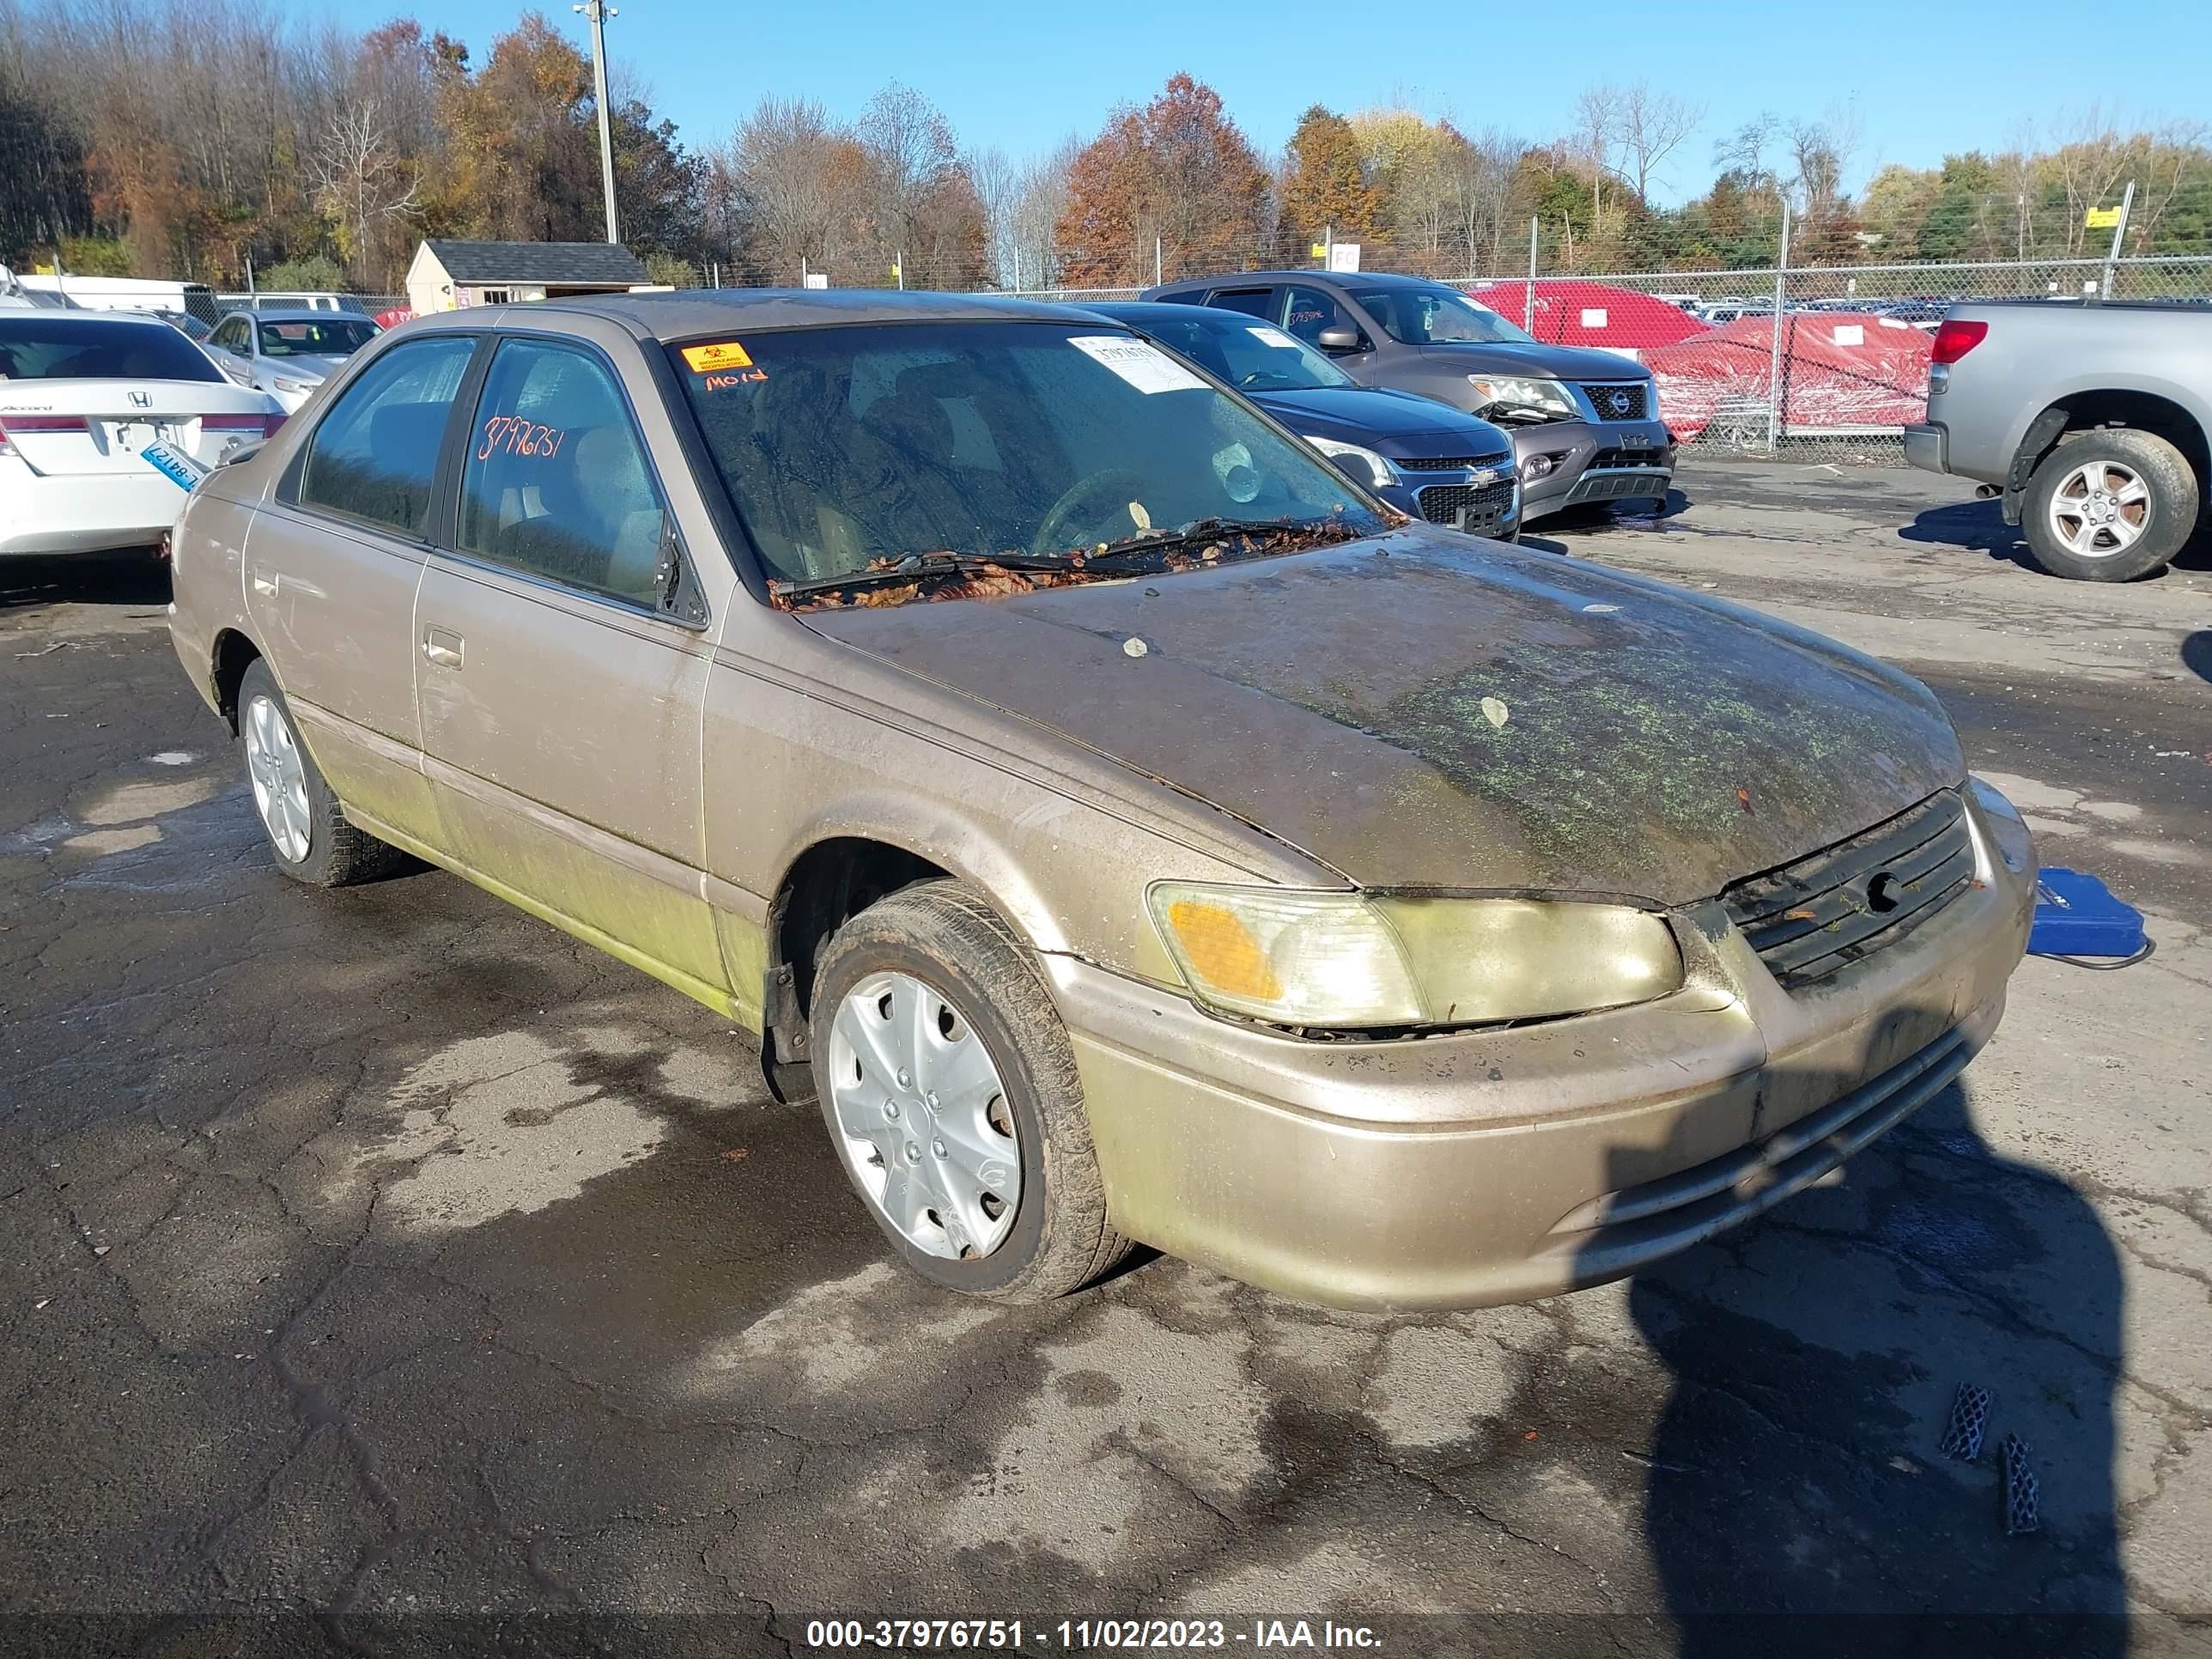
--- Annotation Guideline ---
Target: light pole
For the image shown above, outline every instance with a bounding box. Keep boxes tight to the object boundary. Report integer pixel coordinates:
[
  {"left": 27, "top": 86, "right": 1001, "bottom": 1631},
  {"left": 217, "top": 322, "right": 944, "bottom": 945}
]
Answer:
[{"left": 573, "top": 0, "right": 620, "bottom": 245}]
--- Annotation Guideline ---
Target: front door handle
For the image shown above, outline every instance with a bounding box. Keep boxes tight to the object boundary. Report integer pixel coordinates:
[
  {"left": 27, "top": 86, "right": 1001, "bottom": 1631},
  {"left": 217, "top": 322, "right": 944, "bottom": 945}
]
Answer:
[{"left": 422, "top": 627, "right": 464, "bottom": 667}]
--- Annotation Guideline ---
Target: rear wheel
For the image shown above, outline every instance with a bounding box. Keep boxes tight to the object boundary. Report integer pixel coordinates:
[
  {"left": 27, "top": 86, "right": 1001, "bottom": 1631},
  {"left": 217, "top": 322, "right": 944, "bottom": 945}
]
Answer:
[
  {"left": 237, "top": 659, "right": 409, "bottom": 887},
  {"left": 2021, "top": 428, "right": 2197, "bottom": 581},
  {"left": 808, "top": 879, "right": 1133, "bottom": 1302}
]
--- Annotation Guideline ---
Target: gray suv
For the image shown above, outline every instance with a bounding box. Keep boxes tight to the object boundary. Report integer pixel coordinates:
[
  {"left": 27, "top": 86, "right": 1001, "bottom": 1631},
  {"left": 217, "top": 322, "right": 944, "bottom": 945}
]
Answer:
[{"left": 1142, "top": 270, "right": 1674, "bottom": 520}]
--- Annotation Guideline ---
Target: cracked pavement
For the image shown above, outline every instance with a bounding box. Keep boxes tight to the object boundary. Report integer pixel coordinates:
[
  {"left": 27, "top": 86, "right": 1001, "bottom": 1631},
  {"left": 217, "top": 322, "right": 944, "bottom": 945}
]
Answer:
[{"left": 3, "top": 459, "right": 2209, "bottom": 1656}]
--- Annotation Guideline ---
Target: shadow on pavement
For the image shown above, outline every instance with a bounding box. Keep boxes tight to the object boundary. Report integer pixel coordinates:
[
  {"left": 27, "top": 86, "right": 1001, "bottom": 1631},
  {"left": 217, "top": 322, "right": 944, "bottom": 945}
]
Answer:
[
  {"left": 1896, "top": 497, "right": 2041, "bottom": 573},
  {"left": 2183, "top": 630, "right": 2212, "bottom": 686},
  {"left": 1901, "top": 495, "right": 2212, "bottom": 578},
  {"left": 1591, "top": 1014, "right": 2126, "bottom": 1656},
  {"left": 0, "top": 550, "right": 171, "bottom": 611},
  {"left": 1522, "top": 487, "right": 1693, "bottom": 556}
]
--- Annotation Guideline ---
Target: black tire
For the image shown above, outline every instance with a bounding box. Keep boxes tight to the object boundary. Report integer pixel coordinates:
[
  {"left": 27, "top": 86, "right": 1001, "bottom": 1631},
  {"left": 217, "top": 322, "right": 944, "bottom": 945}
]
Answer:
[
  {"left": 235, "top": 659, "right": 410, "bottom": 887},
  {"left": 807, "top": 879, "right": 1133, "bottom": 1302},
  {"left": 2021, "top": 428, "right": 2198, "bottom": 582}
]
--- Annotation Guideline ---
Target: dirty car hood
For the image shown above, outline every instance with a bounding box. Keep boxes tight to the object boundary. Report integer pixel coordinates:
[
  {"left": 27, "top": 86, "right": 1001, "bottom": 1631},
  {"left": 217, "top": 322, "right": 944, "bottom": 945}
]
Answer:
[{"left": 800, "top": 529, "right": 1966, "bottom": 904}]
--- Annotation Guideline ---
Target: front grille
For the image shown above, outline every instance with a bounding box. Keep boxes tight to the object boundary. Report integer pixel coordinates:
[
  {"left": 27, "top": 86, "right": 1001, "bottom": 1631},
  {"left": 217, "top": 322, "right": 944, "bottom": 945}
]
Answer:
[
  {"left": 1418, "top": 478, "right": 1516, "bottom": 527},
  {"left": 1580, "top": 381, "right": 1650, "bottom": 422},
  {"left": 1396, "top": 452, "right": 1511, "bottom": 473},
  {"left": 1588, "top": 446, "right": 1668, "bottom": 470},
  {"left": 1722, "top": 790, "right": 1975, "bottom": 987}
]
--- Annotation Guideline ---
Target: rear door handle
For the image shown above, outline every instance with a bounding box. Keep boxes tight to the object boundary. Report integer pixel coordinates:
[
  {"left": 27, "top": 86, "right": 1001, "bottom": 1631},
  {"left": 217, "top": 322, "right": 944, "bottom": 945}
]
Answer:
[
  {"left": 422, "top": 627, "right": 464, "bottom": 667},
  {"left": 249, "top": 566, "right": 278, "bottom": 595}
]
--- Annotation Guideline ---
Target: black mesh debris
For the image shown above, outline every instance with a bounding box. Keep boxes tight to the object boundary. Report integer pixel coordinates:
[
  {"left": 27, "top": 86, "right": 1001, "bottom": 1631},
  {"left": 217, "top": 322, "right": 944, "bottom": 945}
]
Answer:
[
  {"left": 1939, "top": 1382, "right": 1991, "bottom": 1462},
  {"left": 2002, "top": 1433, "right": 2041, "bottom": 1536}
]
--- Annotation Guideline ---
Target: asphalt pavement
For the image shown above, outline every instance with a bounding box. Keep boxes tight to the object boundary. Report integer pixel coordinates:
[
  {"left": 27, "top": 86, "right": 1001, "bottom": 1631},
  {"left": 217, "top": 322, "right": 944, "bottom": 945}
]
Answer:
[{"left": 2, "top": 459, "right": 2208, "bottom": 1657}]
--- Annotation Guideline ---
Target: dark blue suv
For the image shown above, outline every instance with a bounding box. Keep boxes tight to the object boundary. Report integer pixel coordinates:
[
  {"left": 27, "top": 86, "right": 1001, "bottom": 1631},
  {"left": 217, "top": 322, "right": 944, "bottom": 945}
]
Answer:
[{"left": 1084, "top": 302, "right": 1522, "bottom": 540}]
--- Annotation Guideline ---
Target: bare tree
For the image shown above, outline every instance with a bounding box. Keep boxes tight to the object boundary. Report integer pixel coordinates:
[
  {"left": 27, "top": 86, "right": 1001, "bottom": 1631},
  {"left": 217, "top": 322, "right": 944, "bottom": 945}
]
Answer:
[
  {"left": 1786, "top": 103, "right": 1862, "bottom": 222},
  {"left": 1714, "top": 112, "right": 1783, "bottom": 192},
  {"left": 2130, "top": 119, "right": 2212, "bottom": 249},
  {"left": 2050, "top": 106, "right": 2132, "bottom": 255},
  {"left": 1614, "top": 82, "right": 1703, "bottom": 204},
  {"left": 858, "top": 80, "right": 956, "bottom": 252},
  {"left": 972, "top": 138, "right": 1075, "bottom": 289},
  {"left": 721, "top": 94, "right": 842, "bottom": 278},
  {"left": 310, "top": 100, "right": 420, "bottom": 286},
  {"left": 1571, "top": 87, "right": 1614, "bottom": 234}
]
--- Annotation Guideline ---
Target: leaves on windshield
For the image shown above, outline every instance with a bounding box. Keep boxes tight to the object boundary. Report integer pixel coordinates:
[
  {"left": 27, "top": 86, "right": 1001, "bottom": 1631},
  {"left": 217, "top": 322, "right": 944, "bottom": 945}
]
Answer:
[{"left": 773, "top": 517, "right": 1370, "bottom": 612}]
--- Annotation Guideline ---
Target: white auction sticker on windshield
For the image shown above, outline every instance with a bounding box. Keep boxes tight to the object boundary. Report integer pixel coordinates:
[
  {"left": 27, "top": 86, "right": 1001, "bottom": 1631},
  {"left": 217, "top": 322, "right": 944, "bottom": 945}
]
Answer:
[
  {"left": 1248, "top": 325, "right": 1302, "bottom": 349},
  {"left": 1069, "top": 334, "right": 1206, "bottom": 393}
]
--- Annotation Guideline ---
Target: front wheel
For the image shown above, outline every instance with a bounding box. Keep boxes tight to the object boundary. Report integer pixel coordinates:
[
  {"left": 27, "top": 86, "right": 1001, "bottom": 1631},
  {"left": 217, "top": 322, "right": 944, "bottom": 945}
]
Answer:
[
  {"left": 808, "top": 880, "right": 1133, "bottom": 1301},
  {"left": 236, "top": 659, "right": 410, "bottom": 886},
  {"left": 2021, "top": 428, "right": 2198, "bottom": 581}
]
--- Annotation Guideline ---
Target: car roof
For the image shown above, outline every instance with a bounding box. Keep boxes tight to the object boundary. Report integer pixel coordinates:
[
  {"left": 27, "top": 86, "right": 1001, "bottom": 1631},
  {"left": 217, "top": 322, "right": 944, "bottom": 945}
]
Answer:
[
  {"left": 1083, "top": 301, "right": 1228, "bottom": 323},
  {"left": 246, "top": 307, "right": 366, "bottom": 323},
  {"left": 0, "top": 308, "right": 174, "bottom": 331},
  {"left": 500, "top": 288, "right": 1115, "bottom": 341},
  {"left": 1155, "top": 270, "right": 1437, "bottom": 290}
]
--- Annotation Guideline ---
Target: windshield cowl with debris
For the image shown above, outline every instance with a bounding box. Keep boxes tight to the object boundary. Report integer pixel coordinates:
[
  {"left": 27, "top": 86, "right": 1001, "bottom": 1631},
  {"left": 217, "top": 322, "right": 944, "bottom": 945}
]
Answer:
[{"left": 769, "top": 515, "right": 1373, "bottom": 611}]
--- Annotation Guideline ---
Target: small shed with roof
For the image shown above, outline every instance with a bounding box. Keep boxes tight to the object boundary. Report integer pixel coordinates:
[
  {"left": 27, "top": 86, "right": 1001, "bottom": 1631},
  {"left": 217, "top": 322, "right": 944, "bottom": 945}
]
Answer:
[{"left": 404, "top": 240, "right": 653, "bottom": 315}]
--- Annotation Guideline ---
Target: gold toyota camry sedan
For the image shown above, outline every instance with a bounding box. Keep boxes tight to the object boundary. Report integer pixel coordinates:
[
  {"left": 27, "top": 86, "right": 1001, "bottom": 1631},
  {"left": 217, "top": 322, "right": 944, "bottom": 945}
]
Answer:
[{"left": 167, "top": 290, "right": 2036, "bottom": 1310}]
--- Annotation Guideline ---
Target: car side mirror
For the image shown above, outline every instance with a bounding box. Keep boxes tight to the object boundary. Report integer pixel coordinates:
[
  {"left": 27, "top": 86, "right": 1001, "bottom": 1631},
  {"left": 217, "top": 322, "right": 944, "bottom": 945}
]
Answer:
[
  {"left": 1316, "top": 325, "right": 1363, "bottom": 354},
  {"left": 654, "top": 511, "right": 708, "bottom": 625}
]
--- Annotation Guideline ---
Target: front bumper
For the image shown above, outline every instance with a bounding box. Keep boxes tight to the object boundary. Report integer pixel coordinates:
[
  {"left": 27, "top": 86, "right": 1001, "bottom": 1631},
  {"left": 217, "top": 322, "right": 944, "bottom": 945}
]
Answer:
[
  {"left": 0, "top": 472, "right": 187, "bottom": 556},
  {"left": 1046, "top": 804, "right": 2033, "bottom": 1310},
  {"left": 1508, "top": 418, "right": 1675, "bottom": 518},
  {"left": 1904, "top": 422, "right": 1948, "bottom": 475}
]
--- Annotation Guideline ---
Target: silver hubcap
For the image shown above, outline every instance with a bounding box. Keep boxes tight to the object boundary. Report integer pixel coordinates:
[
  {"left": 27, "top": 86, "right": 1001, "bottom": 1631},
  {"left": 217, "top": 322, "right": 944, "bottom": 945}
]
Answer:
[
  {"left": 826, "top": 972, "right": 1020, "bottom": 1260},
  {"left": 2049, "top": 459, "right": 2150, "bottom": 558},
  {"left": 243, "top": 693, "right": 311, "bottom": 863}
]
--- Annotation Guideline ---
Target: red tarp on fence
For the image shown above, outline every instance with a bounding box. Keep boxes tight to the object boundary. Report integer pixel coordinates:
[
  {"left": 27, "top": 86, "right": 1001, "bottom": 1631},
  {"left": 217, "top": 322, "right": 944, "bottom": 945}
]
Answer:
[
  {"left": 1642, "top": 312, "right": 1933, "bottom": 441},
  {"left": 374, "top": 307, "right": 414, "bottom": 330},
  {"left": 1463, "top": 279, "right": 1708, "bottom": 356}
]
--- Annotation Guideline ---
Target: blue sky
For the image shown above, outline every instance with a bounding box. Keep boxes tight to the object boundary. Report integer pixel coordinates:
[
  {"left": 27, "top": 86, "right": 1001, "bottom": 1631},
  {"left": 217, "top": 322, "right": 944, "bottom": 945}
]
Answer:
[{"left": 375, "top": 0, "right": 2209, "bottom": 203}]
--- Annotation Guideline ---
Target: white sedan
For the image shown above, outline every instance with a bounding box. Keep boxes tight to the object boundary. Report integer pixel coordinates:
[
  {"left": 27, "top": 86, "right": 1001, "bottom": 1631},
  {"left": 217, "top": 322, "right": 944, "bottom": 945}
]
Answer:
[
  {"left": 202, "top": 308, "right": 380, "bottom": 413},
  {"left": 1, "top": 313, "right": 286, "bottom": 556}
]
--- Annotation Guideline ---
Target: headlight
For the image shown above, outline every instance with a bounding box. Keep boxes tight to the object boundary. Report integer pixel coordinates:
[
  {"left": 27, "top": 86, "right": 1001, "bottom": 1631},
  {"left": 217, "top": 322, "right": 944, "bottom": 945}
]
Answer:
[
  {"left": 1967, "top": 776, "right": 2033, "bottom": 876},
  {"left": 1466, "top": 375, "right": 1578, "bottom": 422},
  {"left": 272, "top": 376, "right": 316, "bottom": 396},
  {"left": 1302, "top": 435, "right": 1396, "bottom": 490},
  {"left": 1147, "top": 883, "right": 1683, "bottom": 1029}
]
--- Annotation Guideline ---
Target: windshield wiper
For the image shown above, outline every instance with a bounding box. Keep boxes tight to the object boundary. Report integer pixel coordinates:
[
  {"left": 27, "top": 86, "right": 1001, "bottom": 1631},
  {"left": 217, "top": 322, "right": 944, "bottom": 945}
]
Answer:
[
  {"left": 1080, "top": 516, "right": 1302, "bottom": 562},
  {"left": 769, "top": 550, "right": 1078, "bottom": 599}
]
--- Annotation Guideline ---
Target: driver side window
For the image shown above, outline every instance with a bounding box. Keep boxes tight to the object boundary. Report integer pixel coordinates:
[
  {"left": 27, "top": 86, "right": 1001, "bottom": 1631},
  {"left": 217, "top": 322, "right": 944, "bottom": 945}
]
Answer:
[{"left": 1281, "top": 286, "right": 1354, "bottom": 346}]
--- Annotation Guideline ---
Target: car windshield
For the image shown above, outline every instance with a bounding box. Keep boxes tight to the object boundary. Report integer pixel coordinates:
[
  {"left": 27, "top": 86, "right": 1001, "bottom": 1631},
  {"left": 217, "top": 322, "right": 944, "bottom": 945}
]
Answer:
[
  {"left": 0, "top": 316, "right": 222, "bottom": 382},
  {"left": 1097, "top": 308, "right": 1353, "bottom": 393},
  {"left": 671, "top": 319, "right": 1386, "bottom": 600},
  {"left": 259, "top": 318, "right": 377, "bottom": 356},
  {"left": 1352, "top": 284, "right": 1534, "bottom": 346}
]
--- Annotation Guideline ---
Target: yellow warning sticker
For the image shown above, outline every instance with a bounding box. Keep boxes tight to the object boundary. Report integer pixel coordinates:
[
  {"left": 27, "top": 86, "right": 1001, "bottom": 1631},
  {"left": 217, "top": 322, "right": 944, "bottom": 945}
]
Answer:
[{"left": 682, "top": 340, "right": 754, "bottom": 373}]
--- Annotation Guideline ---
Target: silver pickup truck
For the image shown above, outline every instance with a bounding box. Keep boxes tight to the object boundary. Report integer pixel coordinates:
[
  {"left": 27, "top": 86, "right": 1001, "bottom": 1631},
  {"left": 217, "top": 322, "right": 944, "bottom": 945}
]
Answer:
[{"left": 1906, "top": 300, "right": 2210, "bottom": 580}]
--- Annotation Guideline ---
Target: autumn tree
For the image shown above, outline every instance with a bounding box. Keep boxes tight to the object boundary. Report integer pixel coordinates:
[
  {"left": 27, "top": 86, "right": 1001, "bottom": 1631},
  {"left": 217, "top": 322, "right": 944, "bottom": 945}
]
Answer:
[
  {"left": 1054, "top": 74, "right": 1269, "bottom": 285},
  {"left": 1279, "top": 105, "right": 1378, "bottom": 246}
]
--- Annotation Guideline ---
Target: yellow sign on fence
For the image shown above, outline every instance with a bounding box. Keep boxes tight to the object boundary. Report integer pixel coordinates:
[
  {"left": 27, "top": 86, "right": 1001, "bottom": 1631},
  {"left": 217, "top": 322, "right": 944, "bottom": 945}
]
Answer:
[{"left": 2084, "top": 206, "right": 2122, "bottom": 230}]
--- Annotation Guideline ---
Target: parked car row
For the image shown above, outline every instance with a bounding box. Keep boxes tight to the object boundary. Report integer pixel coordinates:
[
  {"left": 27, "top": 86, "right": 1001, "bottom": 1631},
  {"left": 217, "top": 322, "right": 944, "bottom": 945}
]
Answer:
[
  {"left": 1137, "top": 270, "right": 1674, "bottom": 520},
  {"left": 162, "top": 287, "right": 2036, "bottom": 1310}
]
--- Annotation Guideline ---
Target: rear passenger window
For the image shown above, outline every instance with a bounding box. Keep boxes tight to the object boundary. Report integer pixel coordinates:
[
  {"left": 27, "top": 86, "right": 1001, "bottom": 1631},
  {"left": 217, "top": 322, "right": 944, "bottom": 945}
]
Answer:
[
  {"left": 296, "top": 336, "right": 476, "bottom": 538},
  {"left": 1207, "top": 289, "right": 1275, "bottom": 319},
  {"left": 455, "top": 338, "right": 666, "bottom": 610}
]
